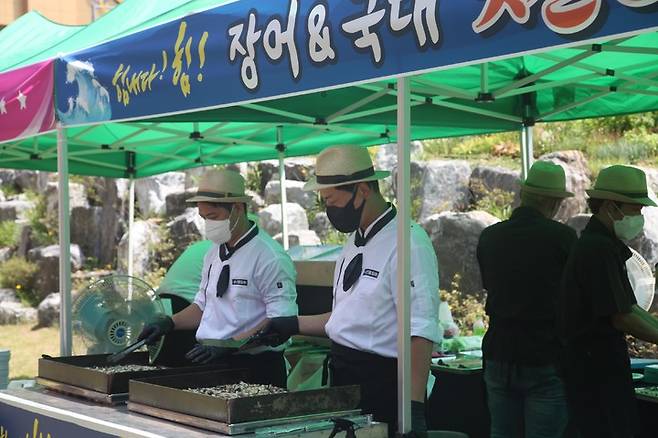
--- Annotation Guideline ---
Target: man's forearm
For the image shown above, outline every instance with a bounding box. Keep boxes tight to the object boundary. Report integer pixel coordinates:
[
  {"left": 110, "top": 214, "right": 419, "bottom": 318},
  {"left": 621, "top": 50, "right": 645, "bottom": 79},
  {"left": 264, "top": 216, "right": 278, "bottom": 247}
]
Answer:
[
  {"left": 612, "top": 305, "right": 658, "bottom": 344},
  {"left": 172, "top": 303, "right": 203, "bottom": 330},
  {"left": 410, "top": 336, "right": 433, "bottom": 402},
  {"left": 298, "top": 312, "right": 331, "bottom": 337}
]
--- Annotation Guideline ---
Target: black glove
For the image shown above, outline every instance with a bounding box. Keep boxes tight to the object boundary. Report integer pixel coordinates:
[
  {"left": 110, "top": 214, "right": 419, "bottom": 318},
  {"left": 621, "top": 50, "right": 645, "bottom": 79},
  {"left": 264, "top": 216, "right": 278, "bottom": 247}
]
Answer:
[
  {"left": 137, "top": 315, "right": 174, "bottom": 345},
  {"left": 411, "top": 400, "right": 427, "bottom": 434},
  {"left": 250, "top": 316, "right": 300, "bottom": 347},
  {"left": 185, "top": 344, "right": 234, "bottom": 364}
]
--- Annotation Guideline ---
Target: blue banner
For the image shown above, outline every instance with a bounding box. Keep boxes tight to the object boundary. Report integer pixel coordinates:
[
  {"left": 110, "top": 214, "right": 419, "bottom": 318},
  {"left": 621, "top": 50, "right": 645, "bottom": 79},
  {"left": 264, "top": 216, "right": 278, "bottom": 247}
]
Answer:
[
  {"left": 54, "top": 0, "right": 658, "bottom": 125},
  {"left": 0, "top": 402, "right": 117, "bottom": 437}
]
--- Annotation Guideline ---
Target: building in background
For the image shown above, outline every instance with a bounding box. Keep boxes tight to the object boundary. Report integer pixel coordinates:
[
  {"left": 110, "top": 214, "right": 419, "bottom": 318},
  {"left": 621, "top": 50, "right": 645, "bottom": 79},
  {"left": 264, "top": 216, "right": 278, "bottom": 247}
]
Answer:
[{"left": 0, "top": 0, "right": 121, "bottom": 29}]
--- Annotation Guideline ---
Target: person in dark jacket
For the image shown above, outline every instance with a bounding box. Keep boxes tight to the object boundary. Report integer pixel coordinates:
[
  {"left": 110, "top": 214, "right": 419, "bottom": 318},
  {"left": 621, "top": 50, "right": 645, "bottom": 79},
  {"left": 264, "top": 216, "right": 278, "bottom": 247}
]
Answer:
[
  {"left": 558, "top": 165, "right": 658, "bottom": 438},
  {"left": 477, "top": 161, "right": 577, "bottom": 438}
]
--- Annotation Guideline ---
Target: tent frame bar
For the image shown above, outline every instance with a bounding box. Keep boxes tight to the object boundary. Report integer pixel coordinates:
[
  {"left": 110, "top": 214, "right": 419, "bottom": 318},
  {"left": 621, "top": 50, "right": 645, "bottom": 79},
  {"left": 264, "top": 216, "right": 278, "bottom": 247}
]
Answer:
[
  {"left": 395, "top": 76, "right": 412, "bottom": 435},
  {"left": 57, "top": 123, "right": 72, "bottom": 356}
]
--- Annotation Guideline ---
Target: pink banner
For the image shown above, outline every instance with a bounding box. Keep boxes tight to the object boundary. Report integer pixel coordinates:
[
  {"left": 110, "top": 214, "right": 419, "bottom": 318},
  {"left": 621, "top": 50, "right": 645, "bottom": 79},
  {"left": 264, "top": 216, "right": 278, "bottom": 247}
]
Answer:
[{"left": 0, "top": 60, "right": 55, "bottom": 143}]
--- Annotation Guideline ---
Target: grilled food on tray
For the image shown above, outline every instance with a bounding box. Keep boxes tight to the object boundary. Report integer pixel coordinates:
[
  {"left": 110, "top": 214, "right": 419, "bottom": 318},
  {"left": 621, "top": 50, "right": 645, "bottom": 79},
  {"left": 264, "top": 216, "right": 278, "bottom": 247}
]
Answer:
[
  {"left": 87, "top": 364, "right": 168, "bottom": 373},
  {"left": 186, "top": 381, "right": 287, "bottom": 399}
]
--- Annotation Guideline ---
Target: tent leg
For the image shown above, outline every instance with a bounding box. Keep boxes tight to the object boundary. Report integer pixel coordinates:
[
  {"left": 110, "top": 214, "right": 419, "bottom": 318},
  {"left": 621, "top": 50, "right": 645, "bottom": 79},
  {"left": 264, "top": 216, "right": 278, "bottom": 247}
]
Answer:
[
  {"left": 521, "top": 124, "right": 534, "bottom": 180},
  {"left": 57, "top": 123, "right": 72, "bottom": 356},
  {"left": 128, "top": 178, "right": 135, "bottom": 277},
  {"left": 277, "top": 126, "right": 289, "bottom": 250},
  {"left": 396, "top": 77, "right": 412, "bottom": 435}
]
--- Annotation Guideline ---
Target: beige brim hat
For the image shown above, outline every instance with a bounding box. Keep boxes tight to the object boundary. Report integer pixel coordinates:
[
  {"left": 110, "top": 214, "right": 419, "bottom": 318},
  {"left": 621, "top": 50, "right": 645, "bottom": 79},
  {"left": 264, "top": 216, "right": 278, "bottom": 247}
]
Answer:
[
  {"left": 304, "top": 170, "right": 390, "bottom": 191},
  {"left": 186, "top": 168, "right": 252, "bottom": 203},
  {"left": 186, "top": 192, "right": 252, "bottom": 203},
  {"left": 302, "top": 145, "right": 390, "bottom": 191}
]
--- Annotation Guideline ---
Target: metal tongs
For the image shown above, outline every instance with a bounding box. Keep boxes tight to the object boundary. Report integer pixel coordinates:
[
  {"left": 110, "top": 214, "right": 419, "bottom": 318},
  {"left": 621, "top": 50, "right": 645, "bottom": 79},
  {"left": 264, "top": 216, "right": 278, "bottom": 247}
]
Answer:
[
  {"left": 106, "top": 338, "right": 147, "bottom": 363},
  {"left": 237, "top": 330, "right": 281, "bottom": 352}
]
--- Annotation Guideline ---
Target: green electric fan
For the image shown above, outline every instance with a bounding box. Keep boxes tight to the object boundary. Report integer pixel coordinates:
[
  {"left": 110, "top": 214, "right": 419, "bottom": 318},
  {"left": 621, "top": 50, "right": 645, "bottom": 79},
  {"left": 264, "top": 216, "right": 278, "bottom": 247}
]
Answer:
[{"left": 71, "top": 275, "right": 165, "bottom": 362}]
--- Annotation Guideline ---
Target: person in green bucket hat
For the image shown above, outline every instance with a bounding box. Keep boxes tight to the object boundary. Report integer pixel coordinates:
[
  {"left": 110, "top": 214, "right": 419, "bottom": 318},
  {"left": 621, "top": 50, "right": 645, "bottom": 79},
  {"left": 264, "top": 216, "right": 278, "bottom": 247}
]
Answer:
[
  {"left": 477, "top": 161, "right": 577, "bottom": 438},
  {"left": 558, "top": 165, "right": 658, "bottom": 438}
]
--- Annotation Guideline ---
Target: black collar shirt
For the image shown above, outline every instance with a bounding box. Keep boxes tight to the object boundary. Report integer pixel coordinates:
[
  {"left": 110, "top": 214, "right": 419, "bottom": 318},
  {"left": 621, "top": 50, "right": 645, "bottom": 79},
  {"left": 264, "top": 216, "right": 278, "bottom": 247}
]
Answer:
[
  {"left": 477, "top": 206, "right": 578, "bottom": 365},
  {"left": 558, "top": 215, "right": 636, "bottom": 347}
]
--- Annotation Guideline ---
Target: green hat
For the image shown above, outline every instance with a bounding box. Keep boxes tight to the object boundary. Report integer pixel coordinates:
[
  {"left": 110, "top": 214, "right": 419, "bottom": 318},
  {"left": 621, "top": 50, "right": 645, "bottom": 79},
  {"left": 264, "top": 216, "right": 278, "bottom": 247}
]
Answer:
[
  {"left": 520, "top": 161, "right": 574, "bottom": 198},
  {"left": 586, "top": 165, "right": 657, "bottom": 207}
]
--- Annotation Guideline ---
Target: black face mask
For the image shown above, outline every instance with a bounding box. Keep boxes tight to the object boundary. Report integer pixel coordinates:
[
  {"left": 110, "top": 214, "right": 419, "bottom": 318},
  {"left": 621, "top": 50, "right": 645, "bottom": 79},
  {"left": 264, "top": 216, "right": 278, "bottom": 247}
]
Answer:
[{"left": 326, "top": 187, "right": 365, "bottom": 233}]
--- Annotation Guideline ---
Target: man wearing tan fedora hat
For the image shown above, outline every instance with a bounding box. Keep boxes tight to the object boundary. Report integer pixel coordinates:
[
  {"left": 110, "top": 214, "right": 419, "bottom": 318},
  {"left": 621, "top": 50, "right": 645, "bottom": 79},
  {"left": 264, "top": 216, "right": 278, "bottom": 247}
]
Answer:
[
  {"left": 250, "top": 146, "right": 441, "bottom": 435},
  {"left": 558, "top": 165, "right": 658, "bottom": 438},
  {"left": 138, "top": 169, "right": 298, "bottom": 387},
  {"left": 476, "top": 161, "right": 577, "bottom": 438}
]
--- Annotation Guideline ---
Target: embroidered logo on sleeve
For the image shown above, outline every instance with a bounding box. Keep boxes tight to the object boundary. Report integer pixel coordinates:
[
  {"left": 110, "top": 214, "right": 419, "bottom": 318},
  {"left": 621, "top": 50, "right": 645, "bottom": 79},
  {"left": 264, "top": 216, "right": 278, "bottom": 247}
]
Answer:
[
  {"left": 232, "top": 279, "right": 248, "bottom": 286},
  {"left": 363, "top": 269, "right": 379, "bottom": 279},
  {"left": 276, "top": 281, "right": 283, "bottom": 289}
]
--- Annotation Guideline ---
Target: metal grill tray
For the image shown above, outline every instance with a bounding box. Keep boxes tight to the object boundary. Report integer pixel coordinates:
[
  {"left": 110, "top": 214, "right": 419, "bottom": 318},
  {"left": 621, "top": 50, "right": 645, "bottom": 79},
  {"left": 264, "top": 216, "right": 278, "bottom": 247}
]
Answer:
[
  {"left": 38, "top": 352, "right": 227, "bottom": 394},
  {"left": 129, "top": 370, "right": 361, "bottom": 424}
]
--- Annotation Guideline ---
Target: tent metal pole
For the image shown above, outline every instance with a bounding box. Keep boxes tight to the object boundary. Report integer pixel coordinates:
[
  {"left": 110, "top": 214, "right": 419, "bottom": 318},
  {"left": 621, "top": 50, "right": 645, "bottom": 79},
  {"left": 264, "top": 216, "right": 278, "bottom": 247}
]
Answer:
[
  {"left": 277, "top": 126, "right": 289, "bottom": 250},
  {"left": 521, "top": 124, "right": 534, "bottom": 180},
  {"left": 57, "top": 123, "right": 72, "bottom": 356},
  {"left": 128, "top": 178, "right": 135, "bottom": 278},
  {"left": 396, "top": 77, "right": 412, "bottom": 435}
]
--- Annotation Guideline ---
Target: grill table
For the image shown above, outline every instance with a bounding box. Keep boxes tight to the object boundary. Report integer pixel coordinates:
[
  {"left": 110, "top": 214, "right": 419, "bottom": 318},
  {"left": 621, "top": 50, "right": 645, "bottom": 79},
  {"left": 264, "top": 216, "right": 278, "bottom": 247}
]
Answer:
[{"left": 0, "top": 387, "right": 387, "bottom": 438}]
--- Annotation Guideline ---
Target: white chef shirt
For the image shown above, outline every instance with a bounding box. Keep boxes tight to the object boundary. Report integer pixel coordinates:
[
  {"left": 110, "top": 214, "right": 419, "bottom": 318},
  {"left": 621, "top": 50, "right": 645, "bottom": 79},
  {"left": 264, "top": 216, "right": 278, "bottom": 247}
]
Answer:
[
  {"left": 325, "top": 206, "right": 441, "bottom": 358},
  {"left": 194, "top": 223, "right": 298, "bottom": 342}
]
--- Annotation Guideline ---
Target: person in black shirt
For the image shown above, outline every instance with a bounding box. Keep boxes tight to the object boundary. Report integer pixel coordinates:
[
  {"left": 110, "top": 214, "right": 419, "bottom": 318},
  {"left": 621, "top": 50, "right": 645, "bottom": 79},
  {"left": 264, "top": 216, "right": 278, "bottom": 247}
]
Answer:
[
  {"left": 477, "top": 161, "right": 577, "bottom": 438},
  {"left": 559, "top": 165, "right": 658, "bottom": 438}
]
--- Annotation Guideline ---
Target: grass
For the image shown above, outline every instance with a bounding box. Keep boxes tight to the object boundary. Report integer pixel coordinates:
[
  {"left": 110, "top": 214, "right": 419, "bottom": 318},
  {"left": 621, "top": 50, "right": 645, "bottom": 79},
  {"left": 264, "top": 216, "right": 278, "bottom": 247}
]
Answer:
[{"left": 0, "top": 323, "right": 59, "bottom": 380}]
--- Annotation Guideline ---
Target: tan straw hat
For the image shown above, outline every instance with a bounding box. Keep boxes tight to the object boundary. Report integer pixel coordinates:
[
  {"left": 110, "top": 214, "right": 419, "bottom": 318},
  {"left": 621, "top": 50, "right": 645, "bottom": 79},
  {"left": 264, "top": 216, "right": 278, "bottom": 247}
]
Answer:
[
  {"left": 520, "top": 161, "right": 574, "bottom": 198},
  {"left": 186, "top": 169, "right": 252, "bottom": 203},
  {"left": 586, "top": 165, "right": 656, "bottom": 207},
  {"left": 303, "top": 145, "right": 390, "bottom": 191}
]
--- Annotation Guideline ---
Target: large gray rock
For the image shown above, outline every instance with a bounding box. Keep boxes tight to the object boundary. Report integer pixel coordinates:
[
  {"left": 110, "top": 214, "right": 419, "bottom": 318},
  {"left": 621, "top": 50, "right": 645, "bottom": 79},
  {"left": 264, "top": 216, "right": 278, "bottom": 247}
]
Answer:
[
  {"left": 538, "top": 151, "right": 591, "bottom": 223},
  {"left": 259, "top": 203, "right": 309, "bottom": 236},
  {"left": 0, "top": 247, "right": 14, "bottom": 262},
  {"left": 168, "top": 209, "right": 204, "bottom": 249},
  {"left": 246, "top": 189, "right": 265, "bottom": 212},
  {"left": 45, "top": 181, "right": 89, "bottom": 213},
  {"left": 422, "top": 211, "right": 500, "bottom": 295},
  {"left": 165, "top": 189, "right": 196, "bottom": 217},
  {"left": 258, "top": 158, "right": 314, "bottom": 193},
  {"left": 274, "top": 230, "right": 322, "bottom": 247},
  {"left": 0, "top": 302, "right": 37, "bottom": 325},
  {"left": 27, "top": 245, "right": 84, "bottom": 302},
  {"left": 309, "top": 212, "right": 332, "bottom": 242},
  {"left": 0, "top": 288, "right": 20, "bottom": 304},
  {"left": 264, "top": 180, "right": 315, "bottom": 210},
  {"left": 470, "top": 165, "right": 521, "bottom": 208},
  {"left": 16, "top": 221, "right": 34, "bottom": 258},
  {"left": 37, "top": 293, "right": 60, "bottom": 328},
  {"left": 117, "top": 220, "right": 161, "bottom": 277},
  {"left": 567, "top": 210, "right": 658, "bottom": 268},
  {"left": 70, "top": 206, "right": 121, "bottom": 266},
  {"left": 566, "top": 214, "right": 591, "bottom": 237},
  {"left": 0, "top": 170, "right": 50, "bottom": 193},
  {"left": 135, "top": 172, "right": 186, "bottom": 217},
  {"left": 374, "top": 141, "right": 424, "bottom": 171},
  {"left": 0, "top": 199, "right": 34, "bottom": 221},
  {"left": 397, "top": 160, "right": 472, "bottom": 222}
]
